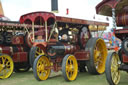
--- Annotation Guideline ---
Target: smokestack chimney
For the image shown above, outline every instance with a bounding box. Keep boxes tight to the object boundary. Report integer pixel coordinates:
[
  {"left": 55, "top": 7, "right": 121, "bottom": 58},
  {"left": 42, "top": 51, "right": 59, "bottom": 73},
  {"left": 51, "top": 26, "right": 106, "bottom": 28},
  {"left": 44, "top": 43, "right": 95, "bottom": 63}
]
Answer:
[{"left": 51, "top": 0, "right": 58, "bottom": 13}]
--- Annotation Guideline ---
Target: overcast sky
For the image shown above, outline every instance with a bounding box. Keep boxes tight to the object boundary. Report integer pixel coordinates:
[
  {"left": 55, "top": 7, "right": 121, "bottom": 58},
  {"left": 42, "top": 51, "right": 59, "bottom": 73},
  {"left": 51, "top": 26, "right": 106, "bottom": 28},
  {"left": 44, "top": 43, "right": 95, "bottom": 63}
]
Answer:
[
  {"left": 1, "top": 0, "right": 112, "bottom": 31},
  {"left": 1, "top": 0, "right": 106, "bottom": 20}
]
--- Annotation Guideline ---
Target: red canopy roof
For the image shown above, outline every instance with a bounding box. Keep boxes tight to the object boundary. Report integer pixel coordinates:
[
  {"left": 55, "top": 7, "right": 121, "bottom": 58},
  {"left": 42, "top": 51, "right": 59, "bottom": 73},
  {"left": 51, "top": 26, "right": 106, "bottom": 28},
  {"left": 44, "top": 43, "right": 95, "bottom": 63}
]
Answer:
[
  {"left": 20, "top": 11, "right": 109, "bottom": 26},
  {"left": 20, "top": 11, "right": 56, "bottom": 24}
]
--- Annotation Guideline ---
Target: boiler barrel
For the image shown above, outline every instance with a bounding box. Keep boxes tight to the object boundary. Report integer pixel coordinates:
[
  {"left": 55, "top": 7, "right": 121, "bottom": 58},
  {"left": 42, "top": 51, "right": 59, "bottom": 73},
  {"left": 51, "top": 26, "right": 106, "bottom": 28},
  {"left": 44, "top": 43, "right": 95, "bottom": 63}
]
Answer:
[
  {"left": 116, "top": 12, "right": 128, "bottom": 26},
  {"left": 0, "top": 46, "right": 27, "bottom": 55},
  {"left": 47, "top": 43, "right": 77, "bottom": 58}
]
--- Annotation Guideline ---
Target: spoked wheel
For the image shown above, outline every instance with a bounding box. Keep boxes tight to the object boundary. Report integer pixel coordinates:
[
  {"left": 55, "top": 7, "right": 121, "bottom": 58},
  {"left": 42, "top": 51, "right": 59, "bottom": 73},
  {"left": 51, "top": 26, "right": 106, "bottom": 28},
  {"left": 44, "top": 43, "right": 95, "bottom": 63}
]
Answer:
[
  {"left": 33, "top": 55, "right": 51, "bottom": 81},
  {"left": 62, "top": 54, "right": 78, "bottom": 81},
  {"left": 105, "top": 52, "right": 121, "bottom": 85},
  {"left": 86, "top": 38, "right": 107, "bottom": 74},
  {"left": 29, "top": 46, "right": 44, "bottom": 67},
  {"left": 0, "top": 54, "right": 14, "bottom": 79}
]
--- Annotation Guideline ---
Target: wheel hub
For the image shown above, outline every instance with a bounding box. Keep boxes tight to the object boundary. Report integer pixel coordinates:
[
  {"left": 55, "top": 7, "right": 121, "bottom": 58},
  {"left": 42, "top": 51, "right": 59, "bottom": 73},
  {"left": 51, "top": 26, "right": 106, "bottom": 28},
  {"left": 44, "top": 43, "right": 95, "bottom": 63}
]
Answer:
[
  {"left": 95, "top": 51, "right": 103, "bottom": 67},
  {"left": 3, "top": 64, "right": 5, "bottom": 68},
  {"left": 39, "top": 65, "right": 45, "bottom": 71},
  {"left": 69, "top": 65, "right": 73, "bottom": 71},
  {"left": 96, "top": 50, "right": 100, "bottom": 57},
  {"left": 0, "top": 64, "right": 5, "bottom": 69},
  {"left": 41, "top": 65, "right": 45, "bottom": 71}
]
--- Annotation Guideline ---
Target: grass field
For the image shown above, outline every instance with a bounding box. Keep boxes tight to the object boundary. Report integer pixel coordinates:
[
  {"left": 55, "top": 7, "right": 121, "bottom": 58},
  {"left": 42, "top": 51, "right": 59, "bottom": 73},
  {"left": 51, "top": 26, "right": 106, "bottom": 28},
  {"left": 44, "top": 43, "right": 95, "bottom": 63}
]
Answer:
[{"left": 0, "top": 70, "right": 128, "bottom": 85}]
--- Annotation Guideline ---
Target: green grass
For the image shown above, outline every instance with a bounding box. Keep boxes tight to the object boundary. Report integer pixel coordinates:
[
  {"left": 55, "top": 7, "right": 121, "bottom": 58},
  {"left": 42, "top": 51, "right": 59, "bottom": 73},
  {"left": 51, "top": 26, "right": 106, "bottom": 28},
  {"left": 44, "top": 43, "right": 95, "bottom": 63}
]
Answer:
[{"left": 0, "top": 71, "right": 128, "bottom": 85}]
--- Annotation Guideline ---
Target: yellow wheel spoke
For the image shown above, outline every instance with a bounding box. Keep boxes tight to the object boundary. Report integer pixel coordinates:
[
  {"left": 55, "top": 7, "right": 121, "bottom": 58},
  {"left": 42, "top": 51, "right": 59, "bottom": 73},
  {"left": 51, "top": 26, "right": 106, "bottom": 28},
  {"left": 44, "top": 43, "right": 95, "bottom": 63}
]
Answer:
[
  {"left": 111, "top": 67, "right": 115, "bottom": 72},
  {"left": 0, "top": 64, "right": 3, "bottom": 69},
  {"left": 70, "top": 71, "right": 73, "bottom": 77},
  {"left": 69, "top": 60, "right": 72, "bottom": 65},
  {"left": 44, "top": 70, "right": 48, "bottom": 74},
  {"left": 36, "top": 47, "right": 44, "bottom": 55},
  {"left": 2, "top": 69, "right": 7, "bottom": 75},
  {"left": 66, "top": 69, "right": 70, "bottom": 74},
  {"left": 2, "top": 56, "right": 6, "bottom": 64},
  {"left": 38, "top": 48, "right": 40, "bottom": 52},
  {"left": 5, "top": 68, "right": 11, "bottom": 73},
  {"left": 113, "top": 72, "right": 119, "bottom": 83},
  {"left": 36, "top": 51, "right": 41, "bottom": 55},
  {"left": 6, "top": 61, "right": 10, "bottom": 67}
]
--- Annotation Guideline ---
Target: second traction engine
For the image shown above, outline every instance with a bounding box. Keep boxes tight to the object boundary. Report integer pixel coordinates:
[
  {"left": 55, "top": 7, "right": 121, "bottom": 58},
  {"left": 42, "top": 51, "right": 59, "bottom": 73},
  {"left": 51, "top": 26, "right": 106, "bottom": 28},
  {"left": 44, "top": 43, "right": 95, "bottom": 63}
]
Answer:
[{"left": 0, "top": 31, "right": 31, "bottom": 66}]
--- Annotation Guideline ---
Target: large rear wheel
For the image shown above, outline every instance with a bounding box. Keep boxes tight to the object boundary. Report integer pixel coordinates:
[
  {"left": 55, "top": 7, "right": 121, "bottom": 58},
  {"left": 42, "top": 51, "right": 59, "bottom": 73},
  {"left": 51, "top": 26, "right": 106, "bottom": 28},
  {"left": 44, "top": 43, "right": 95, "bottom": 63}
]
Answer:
[
  {"left": 62, "top": 54, "right": 78, "bottom": 81},
  {"left": 33, "top": 55, "right": 51, "bottom": 81},
  {"left": 105, "top": 52, "right": 121, "bottom": 85},
  {"left": 0, "top": 54, "right": 14, "bottom": 79},
  {"left": 85, "top": 38, "right": 107, "bottom": 74}
]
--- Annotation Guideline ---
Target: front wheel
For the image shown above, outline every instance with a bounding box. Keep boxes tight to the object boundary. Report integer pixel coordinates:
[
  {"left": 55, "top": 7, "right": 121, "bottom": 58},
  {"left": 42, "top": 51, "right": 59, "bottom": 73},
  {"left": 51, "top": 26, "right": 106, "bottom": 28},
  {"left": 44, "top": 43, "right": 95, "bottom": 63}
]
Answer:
[
  {"left": 62, "top": 54, "right": 78, "bottom": 81},
  {"left": 105, "top": 52, "right": 121, "bottom": 85},
  {"left": 0, "top": 54, "right": 14, "bottom": 79},
  {"left": 33, "top": 55, "right": 51, "bottom": 81}
]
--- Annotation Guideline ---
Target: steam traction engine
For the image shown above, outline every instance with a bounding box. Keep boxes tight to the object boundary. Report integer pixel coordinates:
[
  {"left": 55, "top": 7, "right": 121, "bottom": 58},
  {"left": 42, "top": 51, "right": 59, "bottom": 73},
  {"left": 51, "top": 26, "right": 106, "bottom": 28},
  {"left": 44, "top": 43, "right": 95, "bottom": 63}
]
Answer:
[
  {"left": 96, "top": 0, "right": 128, "bottom": 85},
  {"left": 19, "top": 12, "right": 108, "bottom": 81},
  {"left": 0, "top": 20, "right": 44, "bottom": 79}
]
